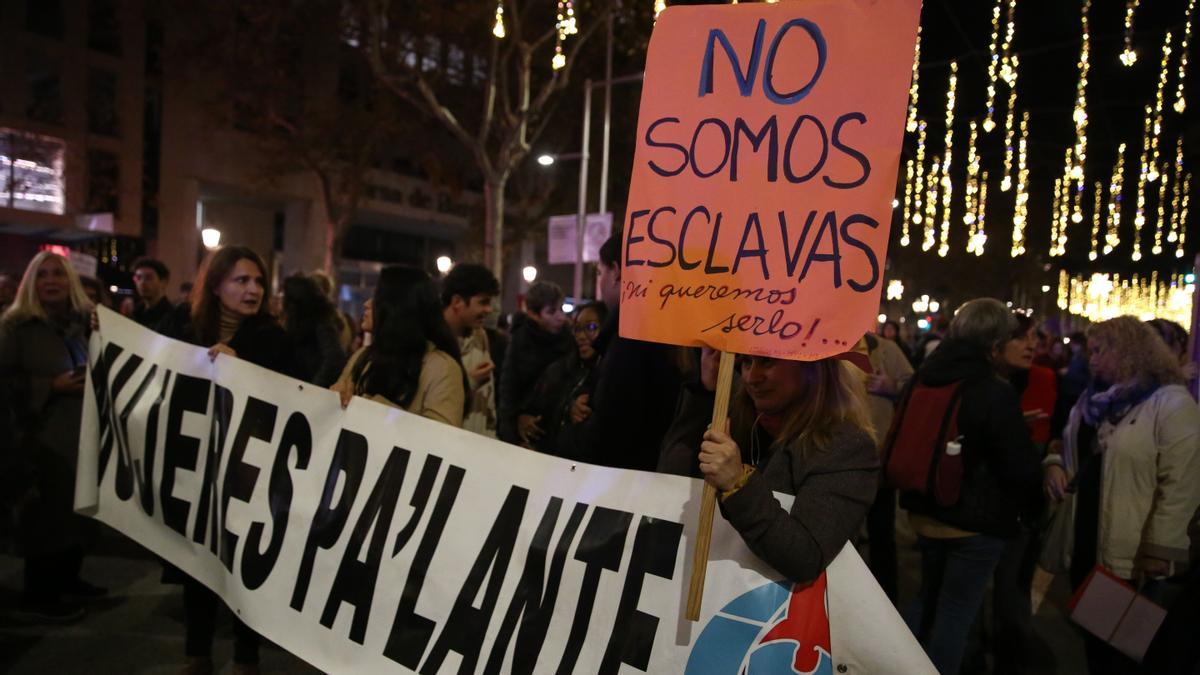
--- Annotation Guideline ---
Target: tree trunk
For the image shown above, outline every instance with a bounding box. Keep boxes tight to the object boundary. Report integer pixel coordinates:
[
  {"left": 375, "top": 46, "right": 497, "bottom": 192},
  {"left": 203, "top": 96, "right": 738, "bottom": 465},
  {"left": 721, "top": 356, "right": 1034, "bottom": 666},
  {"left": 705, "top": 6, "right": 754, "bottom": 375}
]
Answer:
[
  {"left": 324, "top": 218, "right": 345, "bottom": 277},
  {"left": 484, "top": 175, "right": 508, "bottom": 285}
]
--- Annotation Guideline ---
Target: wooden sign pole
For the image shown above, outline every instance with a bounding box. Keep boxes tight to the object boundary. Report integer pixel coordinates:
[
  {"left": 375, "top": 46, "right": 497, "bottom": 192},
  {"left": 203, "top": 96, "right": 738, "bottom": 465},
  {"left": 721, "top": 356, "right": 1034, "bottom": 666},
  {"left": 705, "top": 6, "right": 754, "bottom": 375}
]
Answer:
[{"left": 686, "top": 350, "right": 736, "bottom": 621}]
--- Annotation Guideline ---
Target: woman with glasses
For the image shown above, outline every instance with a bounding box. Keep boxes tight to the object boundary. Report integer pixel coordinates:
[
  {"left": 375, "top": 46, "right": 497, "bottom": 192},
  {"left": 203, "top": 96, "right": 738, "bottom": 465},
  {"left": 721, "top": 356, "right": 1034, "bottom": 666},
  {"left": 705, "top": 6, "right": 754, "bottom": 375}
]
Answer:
[{"left": 518, "top": 302, "right": 608, "bottom": 456}]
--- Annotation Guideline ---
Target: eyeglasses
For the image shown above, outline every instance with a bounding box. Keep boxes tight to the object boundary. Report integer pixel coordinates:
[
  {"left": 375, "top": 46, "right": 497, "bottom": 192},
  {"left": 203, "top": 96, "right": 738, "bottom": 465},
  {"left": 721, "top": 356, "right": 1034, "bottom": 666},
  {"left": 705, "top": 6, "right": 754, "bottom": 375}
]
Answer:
[{"left": 573, "top": 321, "right": 600, "bottom": 334}]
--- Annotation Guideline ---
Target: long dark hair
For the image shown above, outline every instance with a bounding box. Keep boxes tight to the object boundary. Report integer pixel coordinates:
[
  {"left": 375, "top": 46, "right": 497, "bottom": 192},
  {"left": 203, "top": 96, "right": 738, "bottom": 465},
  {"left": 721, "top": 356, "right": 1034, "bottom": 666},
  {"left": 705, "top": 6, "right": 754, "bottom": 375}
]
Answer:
[
  {"left": 351, "top": 266, "right": 465, "bottom": 408},
  {"left": 282, "top": 274, "right": 336, "bottom": 340},
  {"left": 190, "top": 246, "right": 273, "bottom": 345}
]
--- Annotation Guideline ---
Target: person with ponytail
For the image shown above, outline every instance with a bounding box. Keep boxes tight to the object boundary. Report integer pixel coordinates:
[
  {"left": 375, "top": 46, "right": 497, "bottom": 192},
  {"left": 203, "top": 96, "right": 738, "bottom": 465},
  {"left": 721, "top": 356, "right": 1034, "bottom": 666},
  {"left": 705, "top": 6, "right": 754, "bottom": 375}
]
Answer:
[{"left": 333, "top": 265, "right": 466, "bottom": 426}]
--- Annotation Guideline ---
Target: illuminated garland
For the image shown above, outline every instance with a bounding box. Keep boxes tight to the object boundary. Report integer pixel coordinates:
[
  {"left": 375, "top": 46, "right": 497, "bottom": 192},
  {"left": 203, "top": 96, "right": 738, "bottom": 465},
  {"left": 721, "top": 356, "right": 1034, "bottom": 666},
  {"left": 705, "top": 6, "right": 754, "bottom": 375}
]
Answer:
[
  {"left": 1011, "top": 111, "right": 1030, "bottom": 256},
  {"left": 901, "top": 157, "right": 914, "bottom": 246},
  {"left": 552, "top": 0, "right": 578, "bottom": 70},
  {"left": 1001, "top": 61, "right": 1018, "bottom": 192},
  {"left": 999, "top": 0, "right": 1018, "bottom": 87},
  {"left": 1176, "top": 0, "right": 1195, "bottom": 113},
  {"left": 1089, "top": 180, "right": 1102, "bottom": 261},
  {"left": 492, "top": 0, "right": 506, "bottom": 38},
  {"left": 1051, "top": 177, "right": 1062, "bottom": 256},
  {"left": 654, "top": 0, "right": 666, "bottom": 19},
  {"left": 913, "top": 122, "right": 928, "bottom": 245},
  {"left": 937, "top": 62, "right": 957, "bottom": 258},
  {"left": 1149, "top": 31, "right": 1173, "bottom": 182},
  {"left": 974, "top": 171, "right": 989, "bottom": 256},
  {"left": 1169, "top": 138, "right": 1184, "bottom": 249},
  {"left": 907, "top": 24, "right": 922, "bottom": 133},
  {"left": 1179, "top": 171, "right": 1191, "bottom": 258},
  {"left": 983, "top": 0, "right": 1003, "bottom": 133},
  {"left": 964, "top": 121, "right": 980, "bottom": 254},
  {"left": 1153, "top": 157, "right": 1169, "bottom": 255},
  {"left": 1133, "top": 105, "right": 1153, "bottom": 261},
  {"left": 1059, "top": 271, "right": 1194, "bottom": 326},
  {"left": 1069, "top": 0, "right": 1090, "bottom": 227},
  {"left": 1120, "top": 0, "right": 1139, "bottom": 66},
  {"left": 924, "top": 155, "right": 940, "bottom": 252},
  {"left": 1105, "top": 143, "right": 1126, "bottom": 255},
  {"left": 1050, "top": 149, "right": 1073, "bottom": 257}
]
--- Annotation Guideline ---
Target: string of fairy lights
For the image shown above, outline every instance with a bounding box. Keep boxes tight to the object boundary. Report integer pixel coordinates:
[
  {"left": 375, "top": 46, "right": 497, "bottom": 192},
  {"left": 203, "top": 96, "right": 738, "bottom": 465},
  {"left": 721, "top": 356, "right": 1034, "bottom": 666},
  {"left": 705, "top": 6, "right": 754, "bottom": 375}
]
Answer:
[
  {"left": 888, "top": 0, "right": 1194, "bottom": 300},
  {"left": 1057, "top": 270, "right": 1194, "bottom": 326},
  {"left": 480, "top": 0, "right": 1196, "bottom": 324}
]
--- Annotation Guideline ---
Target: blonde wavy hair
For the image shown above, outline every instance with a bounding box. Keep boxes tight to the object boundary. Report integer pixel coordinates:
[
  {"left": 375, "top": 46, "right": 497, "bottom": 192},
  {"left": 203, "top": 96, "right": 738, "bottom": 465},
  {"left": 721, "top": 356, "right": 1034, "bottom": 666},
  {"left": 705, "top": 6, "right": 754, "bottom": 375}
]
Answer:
[
  {"left": 731, "top": 357, "right": 875, "bottom": 451},
  {"left": 1087, "top": 315, "right": 1183, "bottom": 386},
  {"left": 1, "top": 251, "right": 93, "bottom": 324}
]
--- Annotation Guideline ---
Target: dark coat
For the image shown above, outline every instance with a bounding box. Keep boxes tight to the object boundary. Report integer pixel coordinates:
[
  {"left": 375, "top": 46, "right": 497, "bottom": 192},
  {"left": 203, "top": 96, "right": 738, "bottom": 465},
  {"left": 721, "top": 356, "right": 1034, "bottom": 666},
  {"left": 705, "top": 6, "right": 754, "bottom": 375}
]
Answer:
[
  {"left": 522, "top": 351, "right": 598, "bottom": 457},
  {"left": 132, "top": 297, "right": 175, "bottom": 333},
  {"left": 559, "top": 308, "right": 682, "bottom": 471},
  {"left": 497, "top": 314, "right": 572, "bottom": 443},
  {"left": 289, "top": 319, "right": 348, "bottom": 387},
  {"left": 659, "top": 385, "right": 879, "bottom": 583},
  {"left": 161, "top": 304, "right": 297, "bottom": 377},
  {"left": 0, "top": 311, "right": 92, "bottom": 555},
  {"left": 898, "top": 338, "right": 1043, "bottom": 537}
]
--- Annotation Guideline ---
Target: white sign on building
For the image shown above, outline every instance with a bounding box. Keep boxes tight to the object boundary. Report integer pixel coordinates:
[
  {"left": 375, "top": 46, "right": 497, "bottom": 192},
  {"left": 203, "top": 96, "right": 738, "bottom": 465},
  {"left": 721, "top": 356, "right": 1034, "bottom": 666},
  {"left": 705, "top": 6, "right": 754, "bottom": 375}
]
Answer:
[{"left": 547, "top": 212, "right": 612, "bottom": 264}]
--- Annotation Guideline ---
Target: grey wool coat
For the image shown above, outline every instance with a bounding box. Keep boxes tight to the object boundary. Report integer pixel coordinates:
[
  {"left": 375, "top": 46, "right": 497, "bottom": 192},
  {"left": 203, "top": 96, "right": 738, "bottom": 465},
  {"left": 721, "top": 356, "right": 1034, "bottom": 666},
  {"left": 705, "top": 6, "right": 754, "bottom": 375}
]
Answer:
[{"left": 659, "top": 385, "right": 879, "bottom": 584}]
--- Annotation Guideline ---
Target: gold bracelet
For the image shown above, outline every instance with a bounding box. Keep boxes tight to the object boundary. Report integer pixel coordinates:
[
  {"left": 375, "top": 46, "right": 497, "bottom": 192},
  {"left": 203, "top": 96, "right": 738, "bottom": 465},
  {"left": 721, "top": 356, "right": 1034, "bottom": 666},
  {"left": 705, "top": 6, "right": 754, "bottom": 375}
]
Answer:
[{"left": 719, "top": 465, "right": 756, "bottom": 502}]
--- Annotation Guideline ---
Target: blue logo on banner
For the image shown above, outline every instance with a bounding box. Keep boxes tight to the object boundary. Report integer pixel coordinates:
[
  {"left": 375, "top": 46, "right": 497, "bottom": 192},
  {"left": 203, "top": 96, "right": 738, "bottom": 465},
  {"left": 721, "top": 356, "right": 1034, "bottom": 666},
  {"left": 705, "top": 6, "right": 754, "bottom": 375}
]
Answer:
[{"left": 685, "top": 577, "right": 833, "bottom": 675}]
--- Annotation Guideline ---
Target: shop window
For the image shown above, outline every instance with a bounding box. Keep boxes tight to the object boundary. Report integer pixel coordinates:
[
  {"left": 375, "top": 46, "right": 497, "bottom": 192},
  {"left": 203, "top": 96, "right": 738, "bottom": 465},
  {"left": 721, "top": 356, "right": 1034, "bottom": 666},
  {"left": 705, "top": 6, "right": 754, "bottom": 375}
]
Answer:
[
  {"left": 87, "top": 68, "right": 121, "bottom": 136},
  {"left": 25, "top": 50, "right": 63, "bottom": 124},
  {"left": 0, "top": 129, "right": 66, "bottom": 215},
  {"left": 87, "top": 149, "right": 120, "bottom": 216}
]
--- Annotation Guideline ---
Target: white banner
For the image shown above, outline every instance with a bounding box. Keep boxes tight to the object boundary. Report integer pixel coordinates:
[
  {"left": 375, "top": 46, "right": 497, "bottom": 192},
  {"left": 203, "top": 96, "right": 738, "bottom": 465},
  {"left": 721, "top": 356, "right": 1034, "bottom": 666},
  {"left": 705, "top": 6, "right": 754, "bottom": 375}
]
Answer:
[{"left": 78, "top": 307, "right": 932, "bottom": 674}]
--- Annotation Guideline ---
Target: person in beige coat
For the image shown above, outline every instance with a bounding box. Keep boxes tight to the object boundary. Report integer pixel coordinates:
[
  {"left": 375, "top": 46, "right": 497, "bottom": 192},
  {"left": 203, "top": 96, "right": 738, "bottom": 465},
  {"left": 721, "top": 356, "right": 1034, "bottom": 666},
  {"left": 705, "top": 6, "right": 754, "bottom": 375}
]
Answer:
[
  {"left": 332, "top": 266, "right": 465, "bottom": 427},
  {"left": 1044, "top": 315, "right": 1200, "bottom": 674}
]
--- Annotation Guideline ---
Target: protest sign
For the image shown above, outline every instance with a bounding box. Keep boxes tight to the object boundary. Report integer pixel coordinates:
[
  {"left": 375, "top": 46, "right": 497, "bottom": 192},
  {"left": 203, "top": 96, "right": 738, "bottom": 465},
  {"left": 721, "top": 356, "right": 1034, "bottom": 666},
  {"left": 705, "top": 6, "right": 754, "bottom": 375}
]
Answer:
[
  {"left": 619, "top": 1, "right": 922, "bottom": 360},
  {"left": 77, "top": 307, "right": 932, "bottom": 673}
]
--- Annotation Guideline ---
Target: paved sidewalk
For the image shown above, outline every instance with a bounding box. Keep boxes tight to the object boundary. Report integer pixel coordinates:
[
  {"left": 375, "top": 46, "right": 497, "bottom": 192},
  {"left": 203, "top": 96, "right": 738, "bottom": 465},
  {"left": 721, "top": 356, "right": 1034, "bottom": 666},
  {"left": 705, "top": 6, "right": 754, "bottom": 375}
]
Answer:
[
  {"left": 0, "top": 526, "right": 319, "bottom": 674},
  {"left": 1, "top": 522, "right": 1089, "bottom": 674}
]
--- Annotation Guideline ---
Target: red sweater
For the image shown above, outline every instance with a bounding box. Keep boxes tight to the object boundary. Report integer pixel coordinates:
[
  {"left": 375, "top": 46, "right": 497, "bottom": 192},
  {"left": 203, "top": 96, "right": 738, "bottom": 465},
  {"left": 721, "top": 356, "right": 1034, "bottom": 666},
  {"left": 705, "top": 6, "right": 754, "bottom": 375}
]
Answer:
[{"left": 1021, "top": 365, "right": 1057, "bottom": 444}]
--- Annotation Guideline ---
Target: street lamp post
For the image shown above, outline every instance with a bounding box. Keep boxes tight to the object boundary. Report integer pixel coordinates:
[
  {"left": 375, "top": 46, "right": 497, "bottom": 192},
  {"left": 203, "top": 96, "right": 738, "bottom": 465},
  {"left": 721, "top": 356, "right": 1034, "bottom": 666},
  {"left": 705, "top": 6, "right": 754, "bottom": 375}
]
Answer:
[
  {"left": 575, "top": 80, "right": 593, "bottom": 302},
  {"left": 541, "top": 72, "right": 644, "bottom": 300}
]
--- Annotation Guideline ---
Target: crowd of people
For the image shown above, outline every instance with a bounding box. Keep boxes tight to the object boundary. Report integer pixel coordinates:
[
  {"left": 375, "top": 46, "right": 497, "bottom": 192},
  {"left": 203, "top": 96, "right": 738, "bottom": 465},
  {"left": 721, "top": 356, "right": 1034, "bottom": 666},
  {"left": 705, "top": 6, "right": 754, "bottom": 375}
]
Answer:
[{"left": 1, "top": 236, "right": 1198, "bottom": 674}]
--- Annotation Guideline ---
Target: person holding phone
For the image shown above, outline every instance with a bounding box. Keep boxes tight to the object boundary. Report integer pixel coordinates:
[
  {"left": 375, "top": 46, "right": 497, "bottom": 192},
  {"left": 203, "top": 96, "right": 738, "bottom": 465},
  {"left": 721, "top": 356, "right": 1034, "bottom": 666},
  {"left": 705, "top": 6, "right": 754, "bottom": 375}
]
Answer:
[{"left": 0, "top": 251, "right": 102, "bottom": 622}]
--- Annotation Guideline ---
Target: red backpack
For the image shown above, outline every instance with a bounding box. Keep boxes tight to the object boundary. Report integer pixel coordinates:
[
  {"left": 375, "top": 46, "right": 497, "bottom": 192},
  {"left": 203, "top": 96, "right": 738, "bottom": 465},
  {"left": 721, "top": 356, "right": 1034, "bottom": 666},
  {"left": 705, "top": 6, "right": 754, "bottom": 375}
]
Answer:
[{"left": 882, "top": 380, "right": 967, "bottom": 507}]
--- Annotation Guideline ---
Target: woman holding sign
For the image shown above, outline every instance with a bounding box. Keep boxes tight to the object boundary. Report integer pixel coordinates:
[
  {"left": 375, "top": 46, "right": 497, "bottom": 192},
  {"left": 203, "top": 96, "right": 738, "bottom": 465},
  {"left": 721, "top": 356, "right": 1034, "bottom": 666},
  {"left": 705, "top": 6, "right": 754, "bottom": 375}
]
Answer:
[
  {"left": 659, "top": 347, "right": 878, "bottom": 584},
  {"left": 160, "top": 245, "right": 297, "bottom": 674}
]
